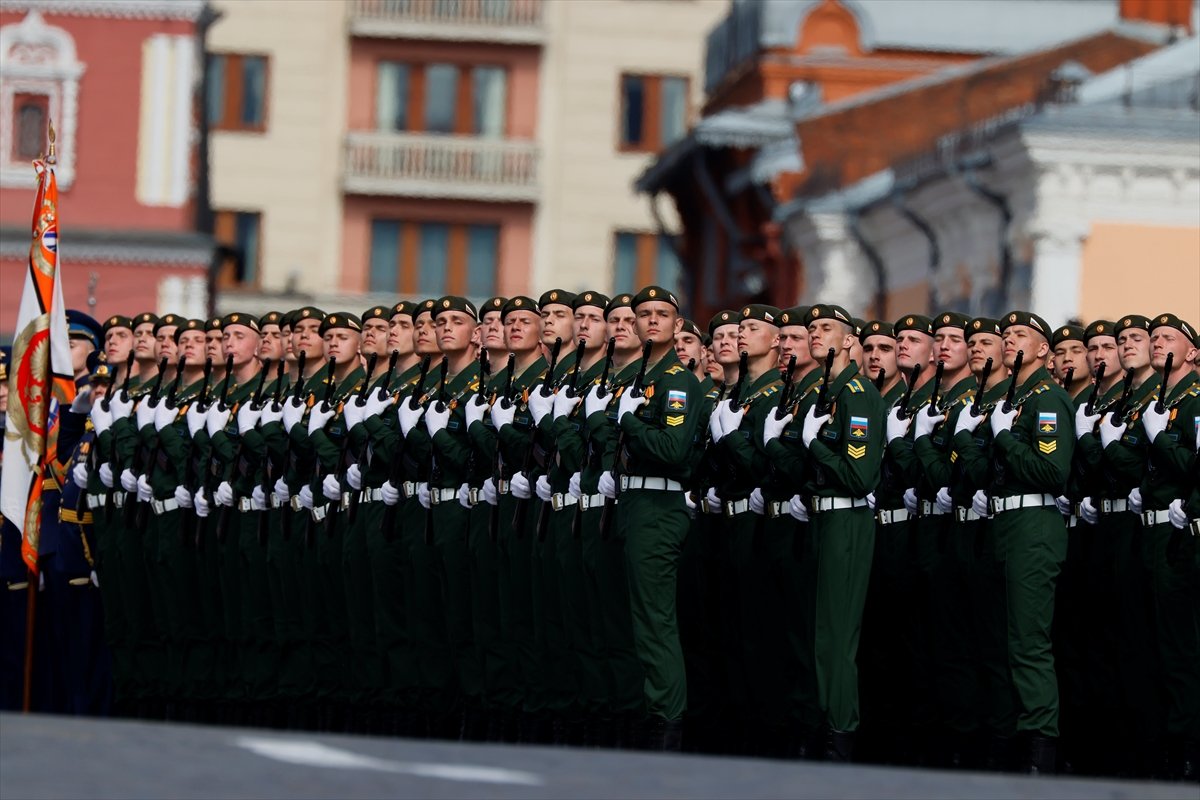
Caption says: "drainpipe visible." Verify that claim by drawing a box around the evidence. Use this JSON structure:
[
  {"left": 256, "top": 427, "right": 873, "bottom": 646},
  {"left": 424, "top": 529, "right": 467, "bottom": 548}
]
[
  {"left": 958, "top": 154, "right": 1013, "bottom": 313},
  {"left": 890, "top": 189, "right": 941, "bottom": 312},
  {"left": 848, "top": 209, "right": 888, "bottom": 319}
]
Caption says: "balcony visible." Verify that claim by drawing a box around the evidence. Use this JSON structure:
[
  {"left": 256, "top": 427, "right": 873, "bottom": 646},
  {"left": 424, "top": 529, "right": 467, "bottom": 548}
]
[
  {"left": 348, "top": 0, "right": 545, "bottom": 45},
  {"left": 343, "top": 131, "right": 540, "bottom": 203}
]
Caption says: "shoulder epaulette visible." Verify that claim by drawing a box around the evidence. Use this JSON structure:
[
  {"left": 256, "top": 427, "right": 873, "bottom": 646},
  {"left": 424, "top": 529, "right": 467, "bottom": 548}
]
[
  {"left": 846, "top": 378, "right": 864, "bottom": 394},
  {"left": 705, "top": 386, "right": 721, "bottom": 400},
  {"left": 665, "top": 365, "right": 685, "bottom": 375},
  {"left": 1034, "top": 382, "right": 1051, "bottom": 394}
]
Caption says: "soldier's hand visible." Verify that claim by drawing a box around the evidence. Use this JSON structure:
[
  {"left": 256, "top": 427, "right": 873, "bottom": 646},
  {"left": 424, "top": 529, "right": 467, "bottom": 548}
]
[
  {"left": 553, "top": 389, "right": 580, "bottom": 420},
  {"left": 425, "top": 402, "right": 451, "bottom": 437},
  {"left": 346, "top": 463, "right": 363, "bottom": 491},
  {"left": 343, "top": 394, "right": 368, "bottom": 429},
  {"left": 273, "top": 477, "right": 291, "bottom": 504},
  {"left": 418, "top": 482, "right": 431, "bottom": 509},
  {"left": 971, "top": 489, "right": 990, "bottom": 518},
  {"left": 708, "top": 406, "right": 726, "bottom": 443},
  {"left": 194, "top": 487, "right": 211, "bottom": 518},
  {"left": 457, "top": 483, "right": 473, "bottom": 509},
  {"left": 583, "top": 384, "right": 610, "bottom": 418},
  {"left": 72, "top": 461, "right": 89, "bottom": 489},
  {"left": 903, "top": 488, "right": 920, "bottom": 514},
  {"left": 120, "top": 468, "right": 138, "bottom": 493},
  {"left": 482, "top": 478, "right": 499, "bottom": 506},
  {"left": 137, "top": 474, "right": 153, "bottom": 503},
  {"left": 89, "top": 400, "right": 114, "bottom": 435},
  {"left": 398, "top": 399, "right": 425, "bottom": 436},
  {"left": 788, "top": 494, "right": 809, "bottom": 522},
  {"left": 718, "top": 399, "right": 745, "bottom": 433},
  {"left": 988, "top": 403, "right": 1017, "bottom": 436},
  {"left": 154, "top": 397, "right": 178, "bottom": 431},
  {"left": 885, "top": 406, "right": 911, "bottom": 443},
  {"left": 866, "top": 492, "right": 876, "bottom": 510},
  {"left": 281, "top": 396, "right": 306, "bottom": 432},
  {"left": 185, "top": 401, "right": 208, "bottom": 437},
  {"left": 955, "top": 408, "right": 983, "bottom": 435},
  {"left": 535, "top": 475, "right": 553, "bottom": 503},
  {"left": 237, "top": 401, "right": 263, "bottom": 434},
  {"left": 174, "top": 485, "right": 193, "bottom": 509},
  {"left": 914, "top": 404, "right": 943, "bottom": 439},
  {"left": 70, "top": 386, "right": 94, "bottom": 414},
  {"left": 762, "top": 410, "right": 792, "bottom": 447},
  {"left": 260, "top": 401, "right": 284, "bottom": 427},
  {"left": 510, "top": 471, "right": 533, "bottom": 500},
  {"left": 528, "top": 384, "right": 554, "bottom": 425},
  {"left": 1167, "top": 498, "right": 1189, "bottom": 530},
  {"left": 108, "top": 390, "right": 135, "bottom": 420},
  {"left": 214, "top": 481, "right": 235, "bottom": 507},
  {"left": 1079, "top": 496, "right": 1099, "bottom": 525},
  {"left": 598, "top": 471, "right": 618, "bottom": 500},
  {"left": 684, "top": 492, "right": 697, "bottom": 513},
  {"left": 617, "top": 387, "right": 646, "bottom": 423},
  {"left": 298, "top": 485, "right": 314, "bottom": 510},
  {"left": 489, "top": 398, "right": 516, "bottom": 431},
  {"left": 568, "top": 472, "right": 582, "bottom": 499},
  {"left": 1054, "top": 495, "right": 1072, "bottom": 516},
  {"left": 307, "top": 402, "right": 335, "bottom": 435},
  {"left": 322, "top": 474, "right": 343, "bottom": 502},
  {"left": 205, "top": 403, "right": 232, "bottom": 437},
  {"left": 364, "top": 387, "right": 394, "bottom": 419},
  {"left": 1140, "top": 403, "right": 1169, "bottom": 442},
  {"left": 251, "top": 486, "right": 268, "bottom": 512},
  {"left": 935, "top": 487, "right": 954, "bottom": 515},
  {"left": 749, "top": 487, "right": 765, "bottom": 515},
  {"left": 1074, "top": 404, "right": 1101, "bottom": 440},
  {"left": 135, "top": 397, "right": 157, "bottom": 430},
  {"left": 1098, "top": 413, "right": 1127, "bottom": 448},
  {"left": 380, "top": 480, "right": 400, "bottom": 507},
  {"left": 801, "top": 404, "right": 831, "bottom": 447},
  {"left": 465, "top": 395, "right": 489, "bottom": 427},
  {"left": 705, "top": 487, "right": 722, "bottom": 514},
  {"left": 99, "top": 463, "right": 115, "bottom": 488},
  {"left": 1127, "top": 487, "right": 1143, "bottom": 515}
]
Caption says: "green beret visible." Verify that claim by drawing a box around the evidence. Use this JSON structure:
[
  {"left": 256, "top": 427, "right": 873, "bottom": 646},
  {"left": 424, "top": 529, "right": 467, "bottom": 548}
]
[
  {"left": 1150, "top": 312, "right": 1197, "bottom": 342},
  {"left": 1001, "top": 310, "right": 1051, "bottom": 338},
  {"left": 631, "top": 285, "right": 680, "bottom": 311},
  {"left": 414, "top": 299, "right": 438, "bottom": 318},
  {"left": 739, "top": 303, "right": 782, "bottom": 327},
  {"left": 102, "top": 315, "right": 133, "bottom": 335},
  {"left": 933, "top": 311, "right": 971, "bottom": 332},
  {"left": 133, "top": 311, "right": 160, "bottom": 329},
  {"left": 433, "top": 296, "right": 479, "bottom": 321},
  {"left": 293, "top": 306, "right": 326, "bottom": 325},
  {"left": 851, "top": 318, "right": 866, "bottom": 337},
  {"left": 967, "top": 317, "right": 1002, "bottom": 336},
  {"left": 1083, "top": 320, "right": 1115, "bottom": 342},
  {"left": 572, "top": 291, "right": 610, "bottom": 312},
  {"left": 259, "top": 311, "right": 284, "bottom": 329},
  {"left": 679, "top": 319, "right": 703, "bottom": 338},
  {"left": 861, "top": 320, "right": 895, "bottom": 339},
  {"left": 1052, "top": 324, "right": 1085, "bottom": 348},
  {"left": 361, "top": 305, "right": 390, "bottom": 324},
  {"left": 153, "top": 313, "right": 182, "bottom": 334},
  {"left": 319, "top": 312, "right": 362, "bottom": 335},
  {"left": 389, "top": 300, "right": 418, "bottom": 319},
  {"left": 221, "top": 312, "right": 261, "bottom": 333},
  {"left": 480, "top": 297, "right": 507, "bottom": 316},
  {"left": 500, "top": 296, "right": 538, "bottom": 321},
  {"left": 605, "top": 293, "right": 635, "bottom": 319},
  {"left": 538, "top": 289, "right": 576, "bottom": 310},
  {"left": 205, "top": 316, "right": 223, "bottom": 333},
  {"left": 172, "top": 319, "right": 205, "bottom": 343},
  {"left": 778, "top": 306, "right": 811, "bottom": 328},
  {"left": 1114, "top": 315, "right": 1151, "bottom": 336},
  {"left": 707, "top": 309, "right": 742, "bottom": 336},
  {"left": 807, "top": 304, "right": 854, "bottom": 327},
  {"left": 893, "top": 314, "right": 933, "bottom": 336}
]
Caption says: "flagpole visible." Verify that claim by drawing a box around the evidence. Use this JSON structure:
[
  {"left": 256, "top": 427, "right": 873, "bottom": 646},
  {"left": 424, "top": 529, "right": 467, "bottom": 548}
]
[{"left": 21, "top": 122, "right": 56, "bottom": 714}]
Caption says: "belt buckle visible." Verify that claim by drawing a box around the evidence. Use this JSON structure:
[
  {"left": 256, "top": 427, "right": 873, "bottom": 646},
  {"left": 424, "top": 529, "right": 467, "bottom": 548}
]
[
  {"left": 290, "top": 496, "right": 302, "bottom": 512},
  {"left": 551, "top": 495, "right": 563, "bottom": 512},
  {"left": 468, "top": 488, "right": 480, "bottom": 505}
]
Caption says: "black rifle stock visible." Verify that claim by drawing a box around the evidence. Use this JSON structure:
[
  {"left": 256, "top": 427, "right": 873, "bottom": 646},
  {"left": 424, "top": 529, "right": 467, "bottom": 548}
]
[
  {"left": 775, "top": 355, "right": 798, "bottom": 419},
  {"left": 380, "top": 355, "right": 432, "bottom": 538},
  {"left": 1001, "top": 350, "right": 1024, "bottom": 414},
  {"left": 815, "top": 348, "right": 836, "bottom": 415},
  {"left": 897, "top": 364, "right": 923, "bottom": 418},
  {"left": 873, "top": 368, "right": 886, "bottom": 393},
  {"left": 571, "top": 338, "right": 616, "bottom": 540},
  {"left": 1083, "top": 362, "right": 1106, "bottom": 416},
  {"left": 926, "top": 360, "right": 946, "bottom": 415},
  {"left": 325, "top": 353, "right": 378, "bottom": 537},
  {"left": 1154, "top": 352, "right": 1174, "bottom": 414},
  {"left": 971, "top": 357, "right": 994, "bottom": 416},
  {"left": 488, "top": 354, "right": 517, "bottom": 542},
  {"left": 599, "top": 339, "right": 653, "bottom": 541},
  {"left": 1112, "top": 368, "right": 1136, "bottom": 421},
  {"left": 346, "top": 349, "right": 398, "bottom": 525},
  {"left": 1062, "top": 367, "right": 1075, "bottom": 390},
  {"left": 514, "top": 338, "right": 561, "bottom": 537}
]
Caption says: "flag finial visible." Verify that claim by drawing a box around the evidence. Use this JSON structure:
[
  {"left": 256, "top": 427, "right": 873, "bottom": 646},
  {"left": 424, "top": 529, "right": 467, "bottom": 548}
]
[{"left": 47, "top": 120, "right": 56, "bottom": 166}]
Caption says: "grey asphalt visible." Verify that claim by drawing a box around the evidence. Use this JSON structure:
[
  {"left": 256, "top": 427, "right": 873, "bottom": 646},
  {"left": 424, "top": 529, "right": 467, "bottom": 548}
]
[{"left": 1, "top": 712, "right": 1195, "bottom": 800}]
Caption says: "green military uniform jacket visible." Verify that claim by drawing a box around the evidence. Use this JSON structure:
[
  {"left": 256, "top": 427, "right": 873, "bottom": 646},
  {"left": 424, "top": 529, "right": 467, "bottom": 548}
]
[
  {"left": 802, "top": 363, "right": 884, "bottom": 499},
  {"left": 990, "top": 366, "right": 1075, "bottom": 498},
  {"left": 615, "top": 350, "right": 702, "bottom": 483}
]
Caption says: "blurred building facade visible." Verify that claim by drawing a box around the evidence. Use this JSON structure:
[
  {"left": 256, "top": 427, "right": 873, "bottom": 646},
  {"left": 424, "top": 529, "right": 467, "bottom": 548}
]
[{"left": 0, "top": 0, "right": 214, "bottom": 333}]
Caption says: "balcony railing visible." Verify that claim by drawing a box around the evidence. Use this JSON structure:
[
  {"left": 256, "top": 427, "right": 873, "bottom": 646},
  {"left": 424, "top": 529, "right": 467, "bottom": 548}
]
[
  {"left": 343, "top": 131, "right": 540, "bottom": 202},
  {"left": 348, "top": 0, "right": 545, "bottom": 44}
]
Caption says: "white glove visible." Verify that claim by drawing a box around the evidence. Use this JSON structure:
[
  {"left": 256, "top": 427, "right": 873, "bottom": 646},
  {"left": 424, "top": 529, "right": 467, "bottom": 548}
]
[
  {"left": 108, "top": 390, "right": 134, "bottom": 420},
  {"left": 685, "top": 492, "right": 697, "bottom": 512},
  {"left": 89, "top": 402, "right": 114, "bottom": 435},
  {"left": 802, "top": 405, "right": 831, "bottom": 447},
  {"left": 237, "top": 401, "right": 263, "bottom": 434},
  {"left": 135, "top": 398, "right": 157, "bottom": 430},
  {"left": 298, "top": 485, "right": 314, "bottom": 510},
  {"left": 763, "top": 411, "right": 792, "bottom": 447},
  {"left": 886, "top": 406, "right": 911, "bottom": 443},
  {"left": 1099, "top": 413, "right": 1127, "bottom": 448},
  {"left": 705, "top": 487, "right": 722, "bottom": 514},
  {"left": 914, "top": 404, "right": 943, "bottom": 439},
  {"left": 1054, "top": 495, "right": 1072, "bottom": 516},
  {"left": 788, "top": 494, "right": 809, "bottom": 522},
  {"left": 174, "top": 485, "right": 193, "bottom": 509},
  {"left": 206, "top": 403, "right": 231, "bottom": 437},
  {"left": 1127, "top": 487, "right": 1143, "bottom": 515},
  {"left": 482, "top": 477, "right": 499, "bottom": 506},
  {"left": 583, "top": 384, "right": 610, "bottom": 418},
  {"left": 553, "top": 390, "right": 580, "bottom": 420},
  {"left": 259, "top": 401, "right": 283, "bottom": 426},
  {"left": 364, "top": 388, "right": 394, "bottom": 419},
  {"left": 1079, "top": 496, "right": 1099, "bottom": 525},
  {"left": 972, "top": 489, "right": 990, "bottom": 518},
  {"left": 1075, "top": 405, "right": 1101, "bottom": 440},
  {"left": 70, "top": 387, "right": 93, "bottom": 414},
  {"left": 489, "top": 399, "right": 516, "bottom": 431},
  {"left": 186, "top": 401, "right": 208, "bottom": 437},
  {"left": 346, "top": 463, "right": 363, "bottom": 491},
  {"left": 617, "top": 388, "right": 646, "bottom": 423},
  {"left": 510, "top": 471, "right": 532, "bottom": 500},
  {"left": 273, "top": 477, "right": 290, "bottom": 505},
  {"left": 90, "top": 570, "right": 100, "bottom": 588},
  {"left": 307, "top": 402, "right": 335, "bottom": 435},
  {"left": 903, "top": 488, "right": 919, "bottom": 514},
  {"left": 342, "top": 396, "right": 367, "bottom": 429},
  {"left": 120, "top": 468, "right": 138, "bottom": 493},
  {"left": 598, "top": 471, "right": 618, "bottom": 500},
  {"left": 72, "top": 462, "right": 88, "bottom": 489},
  {"left": 955, "top": 408, "right": 983, "bottom": 435},
  {"left": 425, "top": 401, "right": 451, "bottom": 437},
  {"left": 418, "top": 482, "right": 431, "bottom": 509},
  {"left": 250, "top": 485, "right": 268, "bottom": 512},
  {"left": 1140, "top": 403, "right": 1169, "bottom": 442},
  {"left": 281, "top": 397, "right": 306, "bottom": 432},
  {"left": 989, "top": 404, "right": 1017, "bottom": 436},
  {"left": 528, "top": 385, "right": 554, "bottom": 425},
  {"left": 99, "top": 463, "right": 114, "bottom": 488},
  {"left": 322, "top": 474, "right": 342, "bottom": 502},
  {"left": 749, "top": 487, "right": 765, "bottom": 515},
  {"left": 535, "top": 475, "right": 553, "bottom": 503},
  {"left": 194, "top": 487, "right": 210, "bottom": 518},
  {"left": 1167, "top": 498, "right": 1189, "bottom": 530},
  {"left": 465, "top": 395, "right": 489, "bottom": 428},
  {"left": 935, "top": 487, "right": 954, "bottom": 515},
  {"left": 137, "top": 474, "right": 152, "bottom": 503},
  {"left": 866, "top": 492, "right": 876, "bottom": 511},
  {"left": 214, "top": 480, "right": 234, "bottom": 507},
  {"left": 380, "top": 480, "right": 400, "bottom": 506},
  {"left": 709, "top": 407, "right": 726, "bottom": 443},
  {"left": 458, "top": 483, "right": 472, "bottom": 509},
  {"left": 154, "top": 399, "right": 178, "bottom": 431},
  {"left": 719, "top": 400, "right": 745, "bottom": 436},
  {"left": 568, "top": 472, "right": 582, "bottom": 499}
]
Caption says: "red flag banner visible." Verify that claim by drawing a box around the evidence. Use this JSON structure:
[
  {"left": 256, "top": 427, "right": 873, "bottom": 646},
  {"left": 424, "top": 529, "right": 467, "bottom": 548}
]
[{"left": 1, "top": 155, "right": 76, "bottom": 574}]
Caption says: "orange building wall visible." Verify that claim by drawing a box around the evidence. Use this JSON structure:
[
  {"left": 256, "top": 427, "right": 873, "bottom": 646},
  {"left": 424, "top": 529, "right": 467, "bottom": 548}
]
[{"left": 1080, "top": 222, "right": 1200, "bottom": 324}]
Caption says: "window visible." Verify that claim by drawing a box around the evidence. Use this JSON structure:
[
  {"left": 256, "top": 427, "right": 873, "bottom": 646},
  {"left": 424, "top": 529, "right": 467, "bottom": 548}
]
[
  {"left": 214, "top": 210, "right": 262, "bottom": 288},
  {"left": 612, "top": 231, "right": 682, "bottom": 295},
  {"left": 370, "top": 220, "right": 499, "bottom": 297},
  {"left": 375, "top": 61, "right": 508, "bottom": 135},
  {"left": 13, "top": 93, "right": 49, "bottom": 160},
  {"left": 619, "top": 74, "right": 688, "bottom": 152},
  {"left": 206, "top": 53, "right": 269, "bottom": 132}
]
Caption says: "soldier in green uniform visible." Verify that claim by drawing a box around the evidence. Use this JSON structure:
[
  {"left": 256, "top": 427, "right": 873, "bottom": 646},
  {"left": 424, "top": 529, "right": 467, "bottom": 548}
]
[{"left": 861, "top": 321, "right": 905, "bottom": 406}]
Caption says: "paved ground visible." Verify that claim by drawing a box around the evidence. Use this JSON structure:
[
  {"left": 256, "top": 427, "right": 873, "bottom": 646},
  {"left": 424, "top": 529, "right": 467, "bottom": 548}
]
[{"left": 1, "top": 713, "right": 1195, "bottom": 800}]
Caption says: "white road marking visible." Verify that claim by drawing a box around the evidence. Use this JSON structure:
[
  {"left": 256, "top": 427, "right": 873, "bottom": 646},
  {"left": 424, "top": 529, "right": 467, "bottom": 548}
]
[{"left": 234, "top": 737, "right": 544, "bottom": 786}]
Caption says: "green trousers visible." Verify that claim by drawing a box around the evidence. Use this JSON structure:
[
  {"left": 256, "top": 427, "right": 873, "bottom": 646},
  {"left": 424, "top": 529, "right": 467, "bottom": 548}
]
[
  {"left": 966, "top": 518, "right": 1015, "bottom": 739},
  {"left": 677, "top": 512, "right": 726, "bottom": 734},
  {"left": 342, "top": 504, "right": 383, "bottom": 702},
  {"left": 1146, "top": 521, "right": 1200, "bottom": 741},
  {"left": 497, "top": 493, "right": 542, "bottom": 713},
  {"left": 238, "top": 512, "right": 277, "bottom": 700},
  {"left": 927, "top": 514, "right": 980, "bottom": 736},
  {"left": 551, "top": 505, "right": 603, "bottom": 715},
  {"left": 762, "top": 514, "right": 820, "bottom": 738},
  {"left": 267, "top": 506, "right": 313, "bottom": 703},
  {"left": 366, "top": 498, "right": 416, "bottom": 708},
  {"left": 469, "top": 499, "right": 518, "bottom": 710},
  {"left": 433, "top": 499, "right": 483, "bottom": 706},
  {"left": 534, "top": 503, "right": 576, "bottom": 713}
]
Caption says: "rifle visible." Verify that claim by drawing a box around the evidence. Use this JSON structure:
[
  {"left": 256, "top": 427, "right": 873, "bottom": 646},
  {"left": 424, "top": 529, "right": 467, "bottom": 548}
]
[
  {"left": 1061, "top": 367, "right": 1075, "bottom": 390},
  {"left": 214, "top": 358, "right": 272, "bottom": 544},
  {"left": 927, "top": 360, "right": 946, "bottom": 414},
  {"left": 896, "top": 364, "right": 923, "bottom": 418},
  {"left": 571, "top": 337, "right": 616, "bottom": 540},
  {"left": 1154, "top": 352, "right": 1174, "bottom": 414},
  {"left": 971, "top": 357, "right": 994, "bottom": 416},
  {"left": 462, "top": 347, "right": 492, "bottom": 509},
  {"left": 686, "top": 357, "right": 696, "bottom": 374},
  {"left": 599, "top": 339, "right": 653, "bottom": 541},
  {"left": 131, "top": 355, "right": 187, "bottom": 529},
  {"left": 1000, "top": 350, "right": 1024, "bottom": 414},
  {"left": 514, "top": 338, "right": 562, "bottom": 536},
  {"left": 198, "top": 354, "right": 235, "bottom": 549},
  {"left": 304, "top": 356, "right": 338, "bottom": 548},
  {"left": 380, "top": 355, "right": 432, "bottom": 538},
  {"left": 1111, "top": 368, "right": 1136, "bottom": 421},
  {"left": 1083, "top": 362, "right": 1106, "bottom": 416},
  {"left": 874, "top": 368, "right": 886, "bottom": 393},
  {"left": 257, "top": 357, "right": 288, "bottom": 545},
  {"left": 325, "top": 353, "right": 378, "bottom": 537},
  {"left": 423, "top": 358, "right": 449, "bottom": 546},
  {"left": 278, "top": 350, "right": 307, "bottom": 542},
  {"left": 180, "top": 357, "right": 213, "bottom": 545},
  {"left": 346, "top": 349, "right": 399, "bottom": 525},
  {"left": 535, "top": 339, "right": 585, "bottom": 541},
  {"left": 122, "top": 356, "right": 169, "bottom": 523},
  {"left": 729, "top": 351, "right": 750, "bottom": 405},
  {"left": 815, "top": 348, "right": 836, "bottom": 415},
  {"left": 774, "top": 355, "right": 798, "bottom": 420},
  {"left": 488, "top": 354, "right": 517, "bottom": 542}
]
